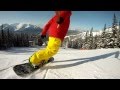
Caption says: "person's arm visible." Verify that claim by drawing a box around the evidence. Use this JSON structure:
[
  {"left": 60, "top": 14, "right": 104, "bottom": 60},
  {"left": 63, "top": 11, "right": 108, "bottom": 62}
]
[
  {"left": 41, "top": 17, "right": 53, "bottom": 36},
  {"left": 60, "top": 11, "right": 71, "bottom": 19},
  {"left": 56, "top": 11, "right": 64, "bottom": 24},
  {"left": 56, "top": 11, "right": 71, "bottom": 28},
  {"left": 56, "top": 11, "right": 71, "bottom": 24}
]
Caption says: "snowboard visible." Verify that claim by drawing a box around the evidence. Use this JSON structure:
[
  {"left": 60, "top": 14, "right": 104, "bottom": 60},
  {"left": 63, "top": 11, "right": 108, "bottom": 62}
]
[{"left": 13, "top": 57, "right": 54, "bottom": 77}]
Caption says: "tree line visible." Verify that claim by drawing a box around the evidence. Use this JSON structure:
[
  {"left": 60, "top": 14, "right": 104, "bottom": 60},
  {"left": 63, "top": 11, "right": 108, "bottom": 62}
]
[
  {"left": 63, "top": 14, "right": 120, "bottom": 49},
  {"left": 0, "top": 24, "right": 33, "bottom": 50}
]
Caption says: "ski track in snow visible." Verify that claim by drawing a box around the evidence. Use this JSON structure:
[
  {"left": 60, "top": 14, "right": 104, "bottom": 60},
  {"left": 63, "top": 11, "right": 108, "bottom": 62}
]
[{"left": 0, "top": 47, "right": 120, "bottom": 79}]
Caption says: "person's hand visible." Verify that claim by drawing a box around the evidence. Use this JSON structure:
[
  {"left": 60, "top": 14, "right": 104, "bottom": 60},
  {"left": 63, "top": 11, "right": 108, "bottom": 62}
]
[{"left": 41, "top": 35, "right": 46, "bottom": 39}]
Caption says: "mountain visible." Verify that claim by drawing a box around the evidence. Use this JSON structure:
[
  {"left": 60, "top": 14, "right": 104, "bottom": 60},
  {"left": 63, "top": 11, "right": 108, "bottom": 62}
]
[
  {"left": 11, "top": 23, "right": 42, "bottom": 35},
  {"left": 0, "top": 23, "right": 15, "bottom": 31},
  {"left": 65, "top": 30, "right": 103, "bottom": 40},
  {"left": 0, "top": 23, "right": 42, "bottom": 35},
  {"left": 66, "top": 25, "right": 119, "bottom": 40}
]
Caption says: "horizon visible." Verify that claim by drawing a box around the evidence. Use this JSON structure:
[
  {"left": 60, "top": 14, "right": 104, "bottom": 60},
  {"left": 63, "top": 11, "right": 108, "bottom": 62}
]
[{"left": 0, "top": 22, "right": 118, "bottom": 32}]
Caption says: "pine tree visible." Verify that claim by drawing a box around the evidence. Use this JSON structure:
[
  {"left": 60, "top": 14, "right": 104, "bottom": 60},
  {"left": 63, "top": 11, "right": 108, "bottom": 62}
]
[
  {"left": 25, "top": 33, "right": 29, "bottom": 47},
  {"left": 7, "top": 28, "right": 11, "bottom": 48},
  {"left": 0, "top": 26, "right": 1, "bottom": 49},
  {"left": 112, "top": 13, "right": 118, "bottom": 38},
  {"left": 102, "top": 24, "right": 106, "bottom": 37},
  {"left": 1, "top": 25, "right": 5, "bottom": 49},
  {"left": 89, "top": 27, "right": 93, "bottom": 49},
  {"left": 101, "top": 24, "right": 107, "bottom": 48},
  {"left": 108, "top": 13, "right": 118, "bottom": 48},
  {"left": 117, "top": 21, "right": 120, "bottom": 47},
  {"left": 85, "top": 31, "right": 89, "bottom": 42},
  {"left": 113, "top": 13, "right": 118, "bottom": 27}
]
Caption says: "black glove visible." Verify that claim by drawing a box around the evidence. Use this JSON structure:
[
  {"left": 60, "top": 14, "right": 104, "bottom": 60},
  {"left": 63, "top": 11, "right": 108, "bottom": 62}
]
[
  {"left": 41, "top": 35, "right": 46, "bottom": 39},
  {"left": 56, "top": 17, "right": 64, "bottom": 24}
]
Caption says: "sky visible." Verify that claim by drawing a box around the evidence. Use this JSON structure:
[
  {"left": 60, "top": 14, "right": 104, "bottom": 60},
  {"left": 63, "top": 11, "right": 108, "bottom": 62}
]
[{"left": 0, "top": 11, "right": 120, "bottom": 31}]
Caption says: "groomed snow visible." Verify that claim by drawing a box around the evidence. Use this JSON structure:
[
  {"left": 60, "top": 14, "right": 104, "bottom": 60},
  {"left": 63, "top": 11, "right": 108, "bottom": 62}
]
[{"left": 0, "top": 47, "right": 120, "bottom": 79}]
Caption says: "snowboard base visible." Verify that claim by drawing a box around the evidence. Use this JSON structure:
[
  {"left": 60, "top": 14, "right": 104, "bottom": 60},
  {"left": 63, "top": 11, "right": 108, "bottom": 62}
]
[{"left": 13, "top": 57, "right": 54, "bottom": 77}]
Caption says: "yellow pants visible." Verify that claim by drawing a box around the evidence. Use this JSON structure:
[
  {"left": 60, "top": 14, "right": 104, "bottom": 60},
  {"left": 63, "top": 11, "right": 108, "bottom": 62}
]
[{"left": 29, "top": 37, "right": 61, "bottom": 65}]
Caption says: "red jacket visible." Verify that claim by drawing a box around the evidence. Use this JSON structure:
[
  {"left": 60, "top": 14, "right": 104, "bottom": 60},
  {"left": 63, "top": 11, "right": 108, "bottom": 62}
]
[{"left": 41, "top": 11, "right": 72, "bottom": 41}]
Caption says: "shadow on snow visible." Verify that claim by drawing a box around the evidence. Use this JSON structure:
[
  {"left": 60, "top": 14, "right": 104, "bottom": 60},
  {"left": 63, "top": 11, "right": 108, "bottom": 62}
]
[{"left": 42, "top": 51, "right": 120, "bottom": 70}]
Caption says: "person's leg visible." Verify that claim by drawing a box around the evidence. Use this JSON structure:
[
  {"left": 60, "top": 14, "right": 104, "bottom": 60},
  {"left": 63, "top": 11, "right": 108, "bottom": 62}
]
[{"left": 29, "top": 37, "right": 61, "bottom": 66}]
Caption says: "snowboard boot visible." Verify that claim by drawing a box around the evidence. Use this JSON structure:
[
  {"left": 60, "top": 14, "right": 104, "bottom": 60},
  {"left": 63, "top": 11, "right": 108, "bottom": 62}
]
[
  {"left": 47, "top": 57, "right": 54, "bottom": 63},
  {"left": 29, "top": 57, "right": 54, "bottom": 69}
]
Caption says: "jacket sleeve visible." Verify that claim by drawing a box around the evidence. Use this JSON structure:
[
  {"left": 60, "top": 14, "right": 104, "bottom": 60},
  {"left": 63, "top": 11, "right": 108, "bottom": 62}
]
[{"left": 41, "top": 17, "right": 53, "bottom": 35}]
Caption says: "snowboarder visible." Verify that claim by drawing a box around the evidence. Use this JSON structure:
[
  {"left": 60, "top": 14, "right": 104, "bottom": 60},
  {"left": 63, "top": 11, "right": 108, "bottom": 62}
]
[{"left": 29, "top": 11, "right": 72, "bottom": 68}]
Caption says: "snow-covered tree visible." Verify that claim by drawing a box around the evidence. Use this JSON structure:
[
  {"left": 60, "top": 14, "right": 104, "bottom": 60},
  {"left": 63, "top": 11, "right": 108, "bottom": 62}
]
[
  {"left": 88, "top": 27, "right": 94, "bottom": 49},
  {"left": 117, "top": 21, "right": 120, "bottom": 47},
  {"left": 62, "top": 13, "right": 120, "bottom": 50},
  {"left": 99, "top": 24, "right": 107, "bottom": 48},
  {"left": 111, "top": 13, "right": 119, "bottom": 48},
  {"left": 82, "top": 31, "right": 88, "bottom": 49},
  {"left": 85, "top": 31, "right": 89, "bottom": 42}
]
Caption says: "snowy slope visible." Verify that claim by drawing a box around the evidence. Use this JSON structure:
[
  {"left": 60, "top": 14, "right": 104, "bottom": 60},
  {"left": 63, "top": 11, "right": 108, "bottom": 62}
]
[{"left": 0, "top": 47, "right": 120, "bottom": 79}]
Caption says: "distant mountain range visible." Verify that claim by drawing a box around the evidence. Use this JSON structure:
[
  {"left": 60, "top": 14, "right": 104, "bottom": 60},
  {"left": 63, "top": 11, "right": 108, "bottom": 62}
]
[
  {"left": 1, "top": 23, "right": 114, "bottom": 36},
  {"left": 0, "top": 23, "right": 81, "bottom": 35},
  {"left": 0, "top": 23, "right": 42, "bottom": 35}
]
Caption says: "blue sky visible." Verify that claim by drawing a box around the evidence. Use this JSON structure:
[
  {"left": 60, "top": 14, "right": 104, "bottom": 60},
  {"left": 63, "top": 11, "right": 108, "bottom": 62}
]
[{"left": 0, "top": 11, "right": 120, "bottom": 31}]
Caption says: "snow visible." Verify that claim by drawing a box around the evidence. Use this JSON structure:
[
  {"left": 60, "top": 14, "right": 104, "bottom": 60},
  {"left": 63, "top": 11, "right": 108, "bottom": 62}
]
[
  {"left": 15, "top": 23, "right": 31, "bottom": 31},
  {"left": 16, "top": 23, "right": 24, "bottom": 30},
  {"left": 65, "top": 31, "right": 102, "bottom": 41},
  {"left": 25, "top": 24, "right": 30, "bottom": 28},
  {"left": 92, "top": 31, "right": 102, "bottom": 36},
  {"left": 0, "top": 47, "right": 120, "bottom": 79}
]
